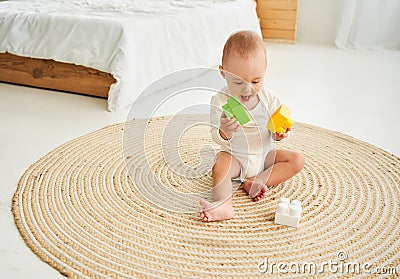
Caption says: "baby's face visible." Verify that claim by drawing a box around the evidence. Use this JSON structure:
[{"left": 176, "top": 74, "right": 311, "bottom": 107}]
[{"left": 221, "top": 48, "right": 267, "bottom": 105}]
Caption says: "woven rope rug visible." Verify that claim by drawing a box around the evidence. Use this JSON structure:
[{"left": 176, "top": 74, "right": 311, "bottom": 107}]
[{"left": 13, "top": 115, "right": 399, "bottom": 278}]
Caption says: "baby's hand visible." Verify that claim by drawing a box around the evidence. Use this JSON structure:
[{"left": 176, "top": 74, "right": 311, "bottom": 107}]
[
  {"left": 273, "top": 127, "right": 291, "bottom": 141},
  {"left": 219, "top": 113, "right": 239, "bottom": 140}
]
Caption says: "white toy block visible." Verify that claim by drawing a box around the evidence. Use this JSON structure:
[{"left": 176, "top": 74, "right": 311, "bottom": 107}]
[{"left": 274, "top": 198, "right": 302, "bottom": 228}]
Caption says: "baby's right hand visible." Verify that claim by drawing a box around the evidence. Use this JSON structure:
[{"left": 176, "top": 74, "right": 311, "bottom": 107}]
[{"left": 219, "top": 113, "right": 239, "bottom": 140}]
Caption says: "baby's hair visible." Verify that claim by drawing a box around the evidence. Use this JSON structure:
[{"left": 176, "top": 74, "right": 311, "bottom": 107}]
[{"left": 222, "top": 30, "right": 266, "bottom": 66}]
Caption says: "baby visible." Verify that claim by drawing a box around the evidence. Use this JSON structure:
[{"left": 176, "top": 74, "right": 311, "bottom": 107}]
[{"left": 200, "top": 31, "right": 305, "bottom": 222}]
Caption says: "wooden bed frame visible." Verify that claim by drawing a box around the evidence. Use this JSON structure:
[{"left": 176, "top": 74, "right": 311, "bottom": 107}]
[
  {"left": 0, "top": 52, "right": 115, "bottom": 98},
  {"left": 0, "top": 2, "right": 270, "bottom": 101},
  {"left": 1, "top": 1, "right": 296, "bottom": 100}
]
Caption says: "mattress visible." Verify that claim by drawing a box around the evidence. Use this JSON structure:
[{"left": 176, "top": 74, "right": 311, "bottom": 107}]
[{"left": 0, "top": 0, "right": 261, "bottom": 111}]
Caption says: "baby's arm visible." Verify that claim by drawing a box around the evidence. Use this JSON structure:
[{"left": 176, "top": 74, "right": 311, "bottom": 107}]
[
  {"left": 210, "top": 95, "right": 235, "bottom": 146},
  {"left": 219, "top": 114, "right": 239, "bottom": 140},
  {"left": 264, "top": 88, "right": 291, "bottom": 141}
]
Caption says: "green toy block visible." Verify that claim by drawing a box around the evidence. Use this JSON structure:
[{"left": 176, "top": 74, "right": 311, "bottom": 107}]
[
  {"left": 222, "top": 96, "right": 250, "bottom": 125},
  {"left": 222, "top": 104, "right": 234, "bottom": 119}
]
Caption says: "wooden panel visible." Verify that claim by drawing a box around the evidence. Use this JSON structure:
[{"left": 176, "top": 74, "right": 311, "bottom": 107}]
[
  {"left": 260, "top": 18, "right": 296, "bottom": 30},
  {"left": 256, "top": 9, "right": 297, "bottom": 20},
  {"left": 257, "top": 0, "right": 298, "bottom": 10},
  {"left": 256, "top": 0, "right": 298, "bottom": 43},
  {"left": 261, "top": 28, "right": 296, "bottom": 41},
  {"left": 0, "top": 52, "right": 115, "bottom": 98}
]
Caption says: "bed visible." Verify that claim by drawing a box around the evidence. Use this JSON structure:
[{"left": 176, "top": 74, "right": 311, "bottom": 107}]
[{"left": 0, "top": 0, "right": 261, "bottom": 111}]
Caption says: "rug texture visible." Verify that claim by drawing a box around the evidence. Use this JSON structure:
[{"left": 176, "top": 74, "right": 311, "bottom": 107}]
[{"left": 13, "top": 115, "right": 399, "bottom": 278}]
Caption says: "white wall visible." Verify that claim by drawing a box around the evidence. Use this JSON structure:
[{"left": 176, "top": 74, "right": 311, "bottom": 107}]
[{"left": 297, "top": 0, "right": 341, "bottom": 44}]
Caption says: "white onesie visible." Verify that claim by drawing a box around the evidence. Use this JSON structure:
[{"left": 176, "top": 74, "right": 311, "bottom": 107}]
[{"left": 210, "top": 87, "right": 281, "bottom": 181}]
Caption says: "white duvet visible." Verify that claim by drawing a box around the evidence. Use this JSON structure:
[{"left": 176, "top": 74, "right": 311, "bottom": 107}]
[{"left": 0, "top": 0, "right": 261, "bottom": 111}]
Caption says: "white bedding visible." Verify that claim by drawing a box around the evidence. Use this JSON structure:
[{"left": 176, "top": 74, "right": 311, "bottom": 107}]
[{"left": 0, "top": 0, "right": 261, "bottom": 111}]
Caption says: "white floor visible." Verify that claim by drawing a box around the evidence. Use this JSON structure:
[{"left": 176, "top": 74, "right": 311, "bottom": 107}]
[{"left": 1, "top": 42, "right": 399, "bottom": 278}]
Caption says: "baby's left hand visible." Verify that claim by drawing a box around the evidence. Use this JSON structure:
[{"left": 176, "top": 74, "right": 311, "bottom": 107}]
[{"left": 273, "top": 127, "right": 291, "bottom": 141}]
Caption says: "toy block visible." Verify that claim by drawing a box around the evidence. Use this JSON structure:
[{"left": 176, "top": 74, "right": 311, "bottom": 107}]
[
  {"left": 267, "top": 104, "right": 294, "bottom": 134},
  {"left": 222, "top": 96, "right": 250, "bottom": 125},
  {"left": 274, "top": 197, "right": 302, "bottom": 228}
]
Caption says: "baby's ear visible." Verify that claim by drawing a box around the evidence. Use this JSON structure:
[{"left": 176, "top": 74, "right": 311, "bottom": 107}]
[{"left": 219, "top": 65, "right": 226, "bottom": 79}]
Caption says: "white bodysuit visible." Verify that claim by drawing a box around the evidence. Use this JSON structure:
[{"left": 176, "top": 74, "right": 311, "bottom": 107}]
[{"left": 210, "top": 87, "right": 281, "bottom": 181}]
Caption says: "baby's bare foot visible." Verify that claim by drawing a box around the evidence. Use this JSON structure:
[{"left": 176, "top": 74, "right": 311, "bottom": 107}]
[
  {"left": 199, "top": 200, "right": 235, "bottom": 222},
  {"left": 242, "top": 179, "right": 268, "bottom": 201}
]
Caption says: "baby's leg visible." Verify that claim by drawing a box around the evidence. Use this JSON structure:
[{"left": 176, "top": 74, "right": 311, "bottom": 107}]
[
  {"left": 199, "top": 151, "right": 241, "bottom": 222},
  {"left": 263, "top": 150, "right": 304, "bottom": 185},
  {"left": 243, "top": 150, "right": 304, "bottom": 201}
]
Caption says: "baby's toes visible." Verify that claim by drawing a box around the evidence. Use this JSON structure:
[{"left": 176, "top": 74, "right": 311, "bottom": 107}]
[
  {"left": 199, "top": 210, "right": 211, "bottom": 222},
  {"left": 260, "top": 190, "right": 267, "bottom": 197},
  {"left": 252, "top": 189, "right": 264, "bottom": 199},
  {"left": 254, "top": 187, "right": 268, "bottom": 201},
  {"left": 259, "top": 186, "right": 268, "bottom": 196},
  {"left": 203, "top": 213, "right": 211, "bottom": 222}
]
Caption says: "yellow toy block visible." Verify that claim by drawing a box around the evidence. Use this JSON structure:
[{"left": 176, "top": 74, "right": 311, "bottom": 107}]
[{"left": 267, "top": 104, "right": 294, "bottom": 133}]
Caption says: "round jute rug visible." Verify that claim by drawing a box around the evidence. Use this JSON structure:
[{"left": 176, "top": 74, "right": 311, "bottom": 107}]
[{"left": 13, "top": 115, "right": 399, "bottom": 278}]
